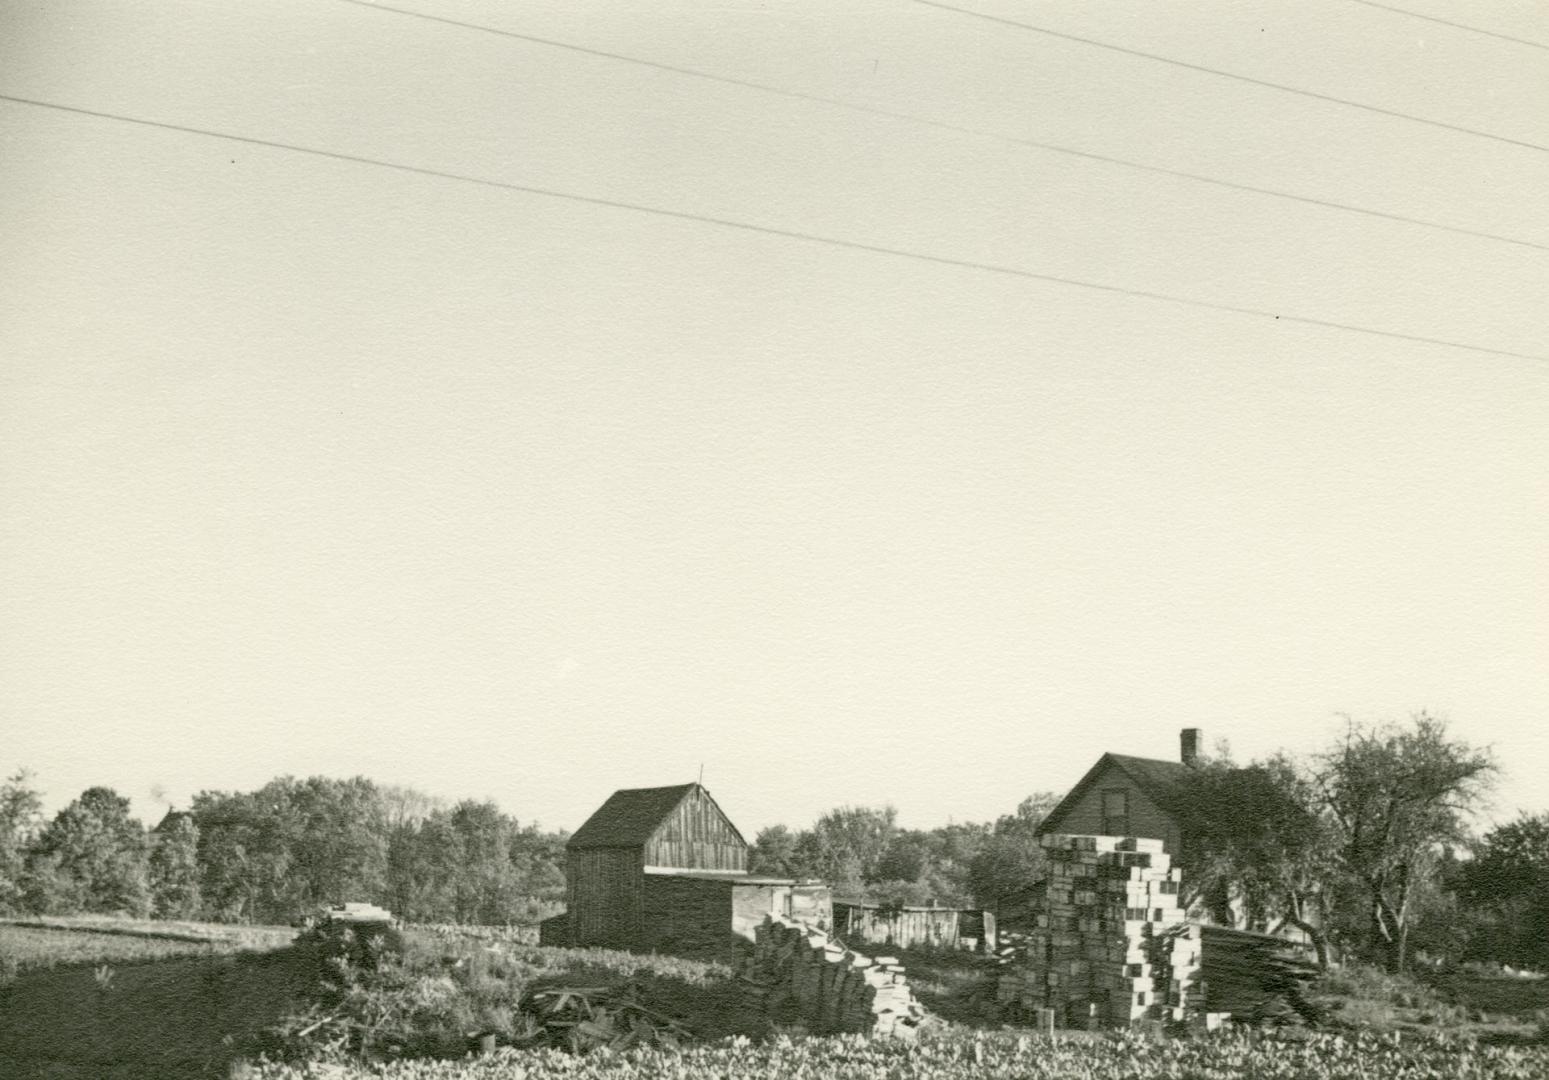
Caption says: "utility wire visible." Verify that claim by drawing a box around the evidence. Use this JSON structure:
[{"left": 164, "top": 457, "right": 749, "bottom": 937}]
[
  {"left": 328, "top": 0, "right": 1548, "bottom": 255},
  {"left": 1345, "top": 0, "right": 1549, "bottom": 52},
  {"left": 3, "top": 92, "right": 1544, "bottom": 365},
  {"left": 914, "top": 0, "right": 1549, "bottom": 154}
]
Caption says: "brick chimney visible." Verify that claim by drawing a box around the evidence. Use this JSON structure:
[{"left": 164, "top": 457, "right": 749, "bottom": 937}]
[{"left": 1180, "top": 728, "right": 1203, "bottom": 768}]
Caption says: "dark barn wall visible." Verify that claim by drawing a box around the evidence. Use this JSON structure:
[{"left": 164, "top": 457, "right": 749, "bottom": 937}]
[
  {"left": 643, "top": 786, "right": 748, "bottom": 871},
  {"left": 566, "top": 848, "right": 643, "bottom": 949},
  {"left": 640, "top": 875, "right": 734, "bottom": 952}
]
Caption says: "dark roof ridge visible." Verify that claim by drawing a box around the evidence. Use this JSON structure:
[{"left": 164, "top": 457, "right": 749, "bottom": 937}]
[{"left": 568, "top": 781, "right": 746, "bottom": 850}]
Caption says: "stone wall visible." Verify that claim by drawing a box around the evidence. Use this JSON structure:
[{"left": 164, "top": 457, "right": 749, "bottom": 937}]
[{"left": 741, "top": 914, "right": 926, "bottom": 1039}]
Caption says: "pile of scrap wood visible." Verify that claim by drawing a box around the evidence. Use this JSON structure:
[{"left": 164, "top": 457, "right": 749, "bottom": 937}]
[
  {"left": 309, "top": 903, "right": 402, "bottom": 971},
  {"left": 743, "top": 915, "right": 927, "bottom": 1039},
  {"left": 1194, "top": 924, "right": 1323, "bottom": 1024},
  {"left": 512, "top": 982, "right": 694, "bottom": 1053}
]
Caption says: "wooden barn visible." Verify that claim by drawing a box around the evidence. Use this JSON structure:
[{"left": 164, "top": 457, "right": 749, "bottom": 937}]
[{"left": 558, "top": 782, "right": 831, "bottom": 951}]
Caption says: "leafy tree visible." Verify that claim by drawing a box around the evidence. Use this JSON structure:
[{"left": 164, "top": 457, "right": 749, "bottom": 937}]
[
  {"left": 289, "top": 776, "right": 390, "bottom": 910},
  {"left": 29, "top": 787, "right": 150, "bottom": 915},
  {"left": 1313, "top": 714, "right": 1494, "bottom": 972},
  {"left": 799, "top": 805, "right": 898, "bottom": 897},
  {"left": 1460, "top": 813, "right": 1549, "bottom": 970},
  {"left": 875, "top": 831, "right": 930, "bottom": 884},
  {"left": 968, "top": 793, "right": 1059, "bottom": 912},
  {"left": 193, "top": 776, "right": 391, "bottom": 922},
  {"left": 193, "top": 781, "right": 308, "bottom": 921},
  {"left": 749, "top": 824, "right": 801, "bottom": 877},
  {"left": 445, "top": 799, "right": 526, "bottom": 924},
  {"left": 1177, "top": 754, "right": 1337, "bottom": 967},
  {"left": 0, "top": 768, "right": 44, "bottom": 914},
  {"left": 149, "top": 814, "right": 203, "bottom": 919}
]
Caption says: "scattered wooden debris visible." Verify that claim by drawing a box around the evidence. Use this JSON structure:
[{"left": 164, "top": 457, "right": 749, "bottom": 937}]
[{"left": 511, "top": 982, "right": 694, "bottom": 1053}]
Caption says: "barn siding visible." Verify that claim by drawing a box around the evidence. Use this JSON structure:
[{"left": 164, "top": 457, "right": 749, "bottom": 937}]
[
  {"left": 566, "top": 848, "right": 643, "bottom": 948},
  {"left": 1049, "top": 761, "right": 1183, "bottom": 853},
  {"left": 640, "top": 875, "right": 734, "bottom": 952},
  {"left": 643, "top": 786, "right": 748, "bottom": 871}
]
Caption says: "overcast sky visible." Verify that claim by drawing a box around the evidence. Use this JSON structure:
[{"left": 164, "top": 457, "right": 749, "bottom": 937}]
[{"left": 3, "top": 0, "right": 1546, "bottom": 837}]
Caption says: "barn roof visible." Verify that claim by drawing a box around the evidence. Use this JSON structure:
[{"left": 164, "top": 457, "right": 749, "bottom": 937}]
[
  {"left": 1035, "top": 752, "right": 1196, "bottom": 836},
  {"left": 568, "top": 783, "right": 744, "bottom": 849}
]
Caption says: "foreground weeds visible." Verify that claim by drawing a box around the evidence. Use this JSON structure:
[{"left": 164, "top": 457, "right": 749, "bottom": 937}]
[
  {"left": 245, "top": 1027, "right": 1549, "bottom": 1080},
  {"left": 256, "top": 928, "right": 753, "bottom": 1066}
]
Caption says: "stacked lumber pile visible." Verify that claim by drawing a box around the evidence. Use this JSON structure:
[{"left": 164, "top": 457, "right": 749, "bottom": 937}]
[
  {"left": 741, "top": 914, "right": 926, "bottom": 1039},
  {"left": 995, "top": 834, "right": 1189, "bottom": 1027},
  {"left": 1187, "top": 924, "right": 1322, "bottom": 1024}
]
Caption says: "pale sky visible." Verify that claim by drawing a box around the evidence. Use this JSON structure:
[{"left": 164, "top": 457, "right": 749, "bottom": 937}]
[{"left": 2, "top": 0, "right": 1546, "bottom": 838}]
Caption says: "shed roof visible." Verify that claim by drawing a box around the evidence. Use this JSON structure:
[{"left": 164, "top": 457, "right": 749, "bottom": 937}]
[
  {"left": 1035, "top": 752, "right": 1195, "bottom": 836},
  {"left": 568, "top": 783, "right": 742, "bottom": 849}
]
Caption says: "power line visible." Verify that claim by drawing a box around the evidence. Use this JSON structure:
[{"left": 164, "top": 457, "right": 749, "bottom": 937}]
[
  {"left": 1345, "top": 0, "right": 1549, "bottom": 52},
  {"left": 3, "top": 92, "right": 1544, "bottom": 365},
  {"left": 327, "top": 0, "right": 1549, "bottom": 255},
  {"left": 913, "top": 0, "right": 1549, "bottom": 154}
]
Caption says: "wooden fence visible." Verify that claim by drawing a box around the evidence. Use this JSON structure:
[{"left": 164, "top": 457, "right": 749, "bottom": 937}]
[{"left": 830, "top": 901, "right": 995, "bottom": 952}]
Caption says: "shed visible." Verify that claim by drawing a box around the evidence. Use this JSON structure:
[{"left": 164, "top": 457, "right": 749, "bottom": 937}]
[
  {"left": 831, "top": 900, "right": 996, "bottom": 952},
  {"left": 565, "top": 782, "right": 829, "bottom": 951}
]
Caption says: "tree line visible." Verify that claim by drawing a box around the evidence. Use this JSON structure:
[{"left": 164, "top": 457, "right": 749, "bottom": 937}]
[
  {"left": 1, "top": 714, "right": 1544, "bottom": 975},
  {"left": 0, "top": 774, "right": 566, "bottom": 926}
]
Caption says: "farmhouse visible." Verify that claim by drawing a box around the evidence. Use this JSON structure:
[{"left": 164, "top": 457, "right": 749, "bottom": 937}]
[
  {"left": 555, "top": 782, "right": 831, "bottom": 952},
  {"left": 1033, "top": 727, "right": 1205, "bottom": 855}
]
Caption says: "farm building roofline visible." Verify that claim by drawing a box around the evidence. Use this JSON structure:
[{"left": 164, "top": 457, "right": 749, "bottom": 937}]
[{"left": 566, "top": 782, "right": 749, "bottom": 849}]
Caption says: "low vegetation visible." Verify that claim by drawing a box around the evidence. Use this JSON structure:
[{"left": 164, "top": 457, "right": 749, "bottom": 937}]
[
  {"left": 257, "top": 925, "right": 754, "bottom": 1066},
  {"left": 243, "top": 1027, "right": 1549, "bottom": 1080},
  {"left": 0, "top": 917, "right": 294, "bottom": 982},
  {"left": 7, "top": 916, "right": 1549, "bottom": 1079},
  {"left": 0, "top": 917, "right": 307, "bottom": 1079}
]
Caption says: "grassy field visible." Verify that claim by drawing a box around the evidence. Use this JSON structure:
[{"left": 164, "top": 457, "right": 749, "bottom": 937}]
[
  {"left": 0, "top": 917, "right": 306, "bottom": 1079},
  {"left": 1310, "top": 960, "right": 1549, "bottom": 1042},
  {"left": 0, "top": 917, "right": 296, "bottom": 981}
]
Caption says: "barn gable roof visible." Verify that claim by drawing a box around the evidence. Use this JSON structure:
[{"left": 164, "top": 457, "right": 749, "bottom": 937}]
[
  {"left": 567, "top": 783, "right": 746, "bottom": 850},
  {"left": 1035, "top": 752, "right": 1196, "bottom": 836}
]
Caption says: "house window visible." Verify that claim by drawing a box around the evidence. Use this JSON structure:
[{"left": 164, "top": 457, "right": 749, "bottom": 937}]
[{"left": 1102, "top": 789, "right": 1129, "bottom": 836}]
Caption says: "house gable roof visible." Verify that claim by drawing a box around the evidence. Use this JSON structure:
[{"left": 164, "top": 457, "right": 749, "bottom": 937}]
[
  {"left": 153, "top": 809, "right": 192, "bottom": 834},
  {"left": 567, "top": 783, "right": 746, "bottom": 850},
  {"left": 1035, "top": 752, "right": 1195, "bottom": 836}
]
